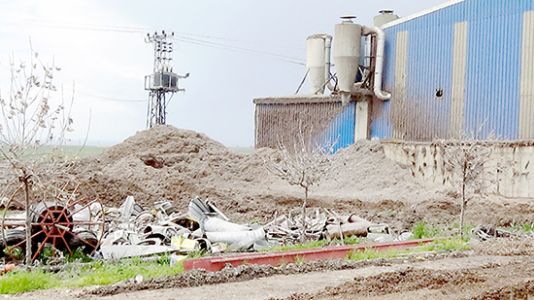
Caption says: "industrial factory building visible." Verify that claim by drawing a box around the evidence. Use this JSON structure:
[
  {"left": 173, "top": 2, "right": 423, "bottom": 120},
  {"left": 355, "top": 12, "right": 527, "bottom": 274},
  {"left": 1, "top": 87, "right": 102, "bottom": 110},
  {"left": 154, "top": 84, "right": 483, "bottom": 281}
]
[
  {"left": 254, "top": 0, "right": 534, "bottom": 197},
  {"left": 255, "top": 0, "right": 534, "bottom": 145},
  {"left": 376, "top": 0, "right": 534, "bottom": 141}
]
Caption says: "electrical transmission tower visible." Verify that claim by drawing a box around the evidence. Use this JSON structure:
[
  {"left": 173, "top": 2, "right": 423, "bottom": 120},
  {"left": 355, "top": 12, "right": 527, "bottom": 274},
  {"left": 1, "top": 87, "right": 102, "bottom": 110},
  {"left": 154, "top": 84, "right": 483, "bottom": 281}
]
[{"left": 144, "top": 30, "right": 189, "bottom": 128}]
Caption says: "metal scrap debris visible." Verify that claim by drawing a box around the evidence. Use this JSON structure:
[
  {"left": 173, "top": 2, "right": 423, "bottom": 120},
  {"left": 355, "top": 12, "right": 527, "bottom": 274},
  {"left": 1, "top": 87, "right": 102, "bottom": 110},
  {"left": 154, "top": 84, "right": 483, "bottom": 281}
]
[{"left": 2, "top": 194, "right": 400, "bottom": 263}]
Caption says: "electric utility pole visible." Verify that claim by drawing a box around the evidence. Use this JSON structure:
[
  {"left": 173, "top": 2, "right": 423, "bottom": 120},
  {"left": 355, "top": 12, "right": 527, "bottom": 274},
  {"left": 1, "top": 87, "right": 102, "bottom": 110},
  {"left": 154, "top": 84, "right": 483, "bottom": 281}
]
[{"left": 144, "top": 30, "right": 189, "bottom": 128}]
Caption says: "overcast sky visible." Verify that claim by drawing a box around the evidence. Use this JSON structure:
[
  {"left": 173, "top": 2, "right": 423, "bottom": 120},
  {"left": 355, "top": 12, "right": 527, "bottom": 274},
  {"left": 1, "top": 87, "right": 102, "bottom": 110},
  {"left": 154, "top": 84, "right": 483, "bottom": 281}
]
[{"left": 0, "top": 0, "right": 445, "bottom": 147}]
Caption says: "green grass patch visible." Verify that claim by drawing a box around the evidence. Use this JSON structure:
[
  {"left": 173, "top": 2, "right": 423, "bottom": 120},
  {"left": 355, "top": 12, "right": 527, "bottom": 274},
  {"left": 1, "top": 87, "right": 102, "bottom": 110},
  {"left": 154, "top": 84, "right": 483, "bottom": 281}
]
[
  {"left": 0, "top": 270, "right": 60, "bottom": 294},
  {"left": 348, "top": 237, "right": 470, "bottom": 262},
  {"left": 66, "top": 258, "right": 184, "bottom": 287},
  {"left": 419, "top": 237, "right": 471, "bottom": 252},
  {"left": 262, "top": 237, "right": 363, "bottom": 253},
  {"left": 262, "top": 240, "right": 329, "bottom": 252},
  {"left": 2, "top": 145, "right": 105, "bottom": 161},
  {"left": 60, "top": 145, "right": 106, "bottom": 158},
  {"left": 412, "top": 221, "right": 441, "bottom": 239},
  {"left": 522, "top": 223, "right": 534, "bottom": 233},
  {"left": 0, "top": 257, "right": 184, "bottom": 295}
]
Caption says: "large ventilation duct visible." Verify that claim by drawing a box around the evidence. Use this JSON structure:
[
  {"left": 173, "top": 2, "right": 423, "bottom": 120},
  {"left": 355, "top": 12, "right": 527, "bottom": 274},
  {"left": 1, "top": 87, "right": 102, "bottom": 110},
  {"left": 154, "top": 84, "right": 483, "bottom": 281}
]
[
  {"left": 333, "top": 17, "right": 361, "bottom": 105},
  {"left": 362, "top": 26, "right": 391, "bottom": 101},
  {"left": 306, "top": 34, "right": 328, "bottom": 94}
]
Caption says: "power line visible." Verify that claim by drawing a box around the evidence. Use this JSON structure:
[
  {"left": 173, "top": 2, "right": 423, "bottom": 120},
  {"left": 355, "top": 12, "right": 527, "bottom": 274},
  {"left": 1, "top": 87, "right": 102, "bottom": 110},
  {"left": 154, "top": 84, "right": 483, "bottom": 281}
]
[
  {"left": 172, "top": 35, "right": 305, "bottom": 66},
  {"left": 77, "top": 90, "right": 146, "bottom": 103},
  {"left": 0, "top": 19, "right": 305, "bottom": 65}
]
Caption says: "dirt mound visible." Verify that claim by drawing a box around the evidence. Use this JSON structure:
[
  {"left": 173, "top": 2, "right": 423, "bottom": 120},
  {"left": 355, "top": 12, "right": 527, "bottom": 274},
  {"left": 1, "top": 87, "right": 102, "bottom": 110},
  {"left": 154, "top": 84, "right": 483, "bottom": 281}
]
[
  {"left": 284, "top": 268, "right": 484, "bottom": 299},
  {"left": 471, "top": 280, "right": 534, "bottom": 300},
  {"left": 319, "top": 141, "right": 444, "bottom": 202},
  {"left": 472, "top": 238, "right": 534, "bottom": 256},
  {"left": 70, "top": 127, "right": 444, "bottom": 221},
  {"left": 72, "top": 126, "right": 285, "bottom": 209},
  {"left": 66, "top": 126, "right": 533, "bottom": 230}
]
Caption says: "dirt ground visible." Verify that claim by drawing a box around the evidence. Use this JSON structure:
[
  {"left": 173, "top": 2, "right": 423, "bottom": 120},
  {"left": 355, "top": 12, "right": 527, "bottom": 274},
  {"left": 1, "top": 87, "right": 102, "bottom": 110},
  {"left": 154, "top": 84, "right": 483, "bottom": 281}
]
[
  {"left": 8, "top": 242, "right": 533, "bottom": 300},
  {"left": 1, "top": 126, "right": 534, "bottom": 299}
]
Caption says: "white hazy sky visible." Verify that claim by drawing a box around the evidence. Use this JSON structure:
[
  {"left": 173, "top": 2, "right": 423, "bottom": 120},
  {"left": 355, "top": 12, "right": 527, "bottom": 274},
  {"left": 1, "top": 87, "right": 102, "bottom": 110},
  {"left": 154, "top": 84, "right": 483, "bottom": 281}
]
[{"left": 0, "top": 0, "right": 445, "bottom": 147}]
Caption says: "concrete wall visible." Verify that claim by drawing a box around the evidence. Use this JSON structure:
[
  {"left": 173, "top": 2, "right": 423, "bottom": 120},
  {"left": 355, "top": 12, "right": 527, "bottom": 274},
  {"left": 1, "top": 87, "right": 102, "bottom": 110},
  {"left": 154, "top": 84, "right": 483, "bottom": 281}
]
[{"left": 383, "top": 141, "right": 534, "bottom": 198}]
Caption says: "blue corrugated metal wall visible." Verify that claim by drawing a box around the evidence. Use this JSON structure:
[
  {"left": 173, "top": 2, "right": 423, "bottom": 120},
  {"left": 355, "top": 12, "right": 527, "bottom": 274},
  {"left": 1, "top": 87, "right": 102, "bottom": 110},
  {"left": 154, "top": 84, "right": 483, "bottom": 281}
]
[
  {"left": 254, "top": 100, "right": 355, "bottom": 153},
  {"left": 318, "top": 102, "right": 355, "bottom": 152},
  {"left": 372, "top": 0, "right": 534, "bottom": 141}
]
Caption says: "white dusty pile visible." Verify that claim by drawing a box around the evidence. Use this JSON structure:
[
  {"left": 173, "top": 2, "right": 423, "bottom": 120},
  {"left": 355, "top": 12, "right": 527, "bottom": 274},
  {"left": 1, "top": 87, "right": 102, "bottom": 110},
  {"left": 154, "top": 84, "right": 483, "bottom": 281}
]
[
  {"left": 72, "top": 126, "right": 448, "bottom": 220},
  {"left": 318, "top": 141, "right": 446, "bottom": 202}
]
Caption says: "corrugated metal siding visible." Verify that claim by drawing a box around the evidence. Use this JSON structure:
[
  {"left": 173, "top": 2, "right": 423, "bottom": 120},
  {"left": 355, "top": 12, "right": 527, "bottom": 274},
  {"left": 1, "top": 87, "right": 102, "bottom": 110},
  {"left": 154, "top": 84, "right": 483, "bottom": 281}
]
[
  {"left": 464, "top": 1, "right": 524, "bottom": 139},
  {"left": 255, "top": 100, "right": 355, "bottom": 152},
  {"left": 370, "top": 28, "right": 396, "bottom": 139},
  {"left": 450, "top": 22, "right": 468, "bottom": 138},
  {"left": 520, "top": 11, "right": 534, "bottom": 139},
  {"left": 373, "top": 0, "right": 534, "bottom": 141},
  {"left": 318, "top": 102, "right": 355, "bottom": 152}
]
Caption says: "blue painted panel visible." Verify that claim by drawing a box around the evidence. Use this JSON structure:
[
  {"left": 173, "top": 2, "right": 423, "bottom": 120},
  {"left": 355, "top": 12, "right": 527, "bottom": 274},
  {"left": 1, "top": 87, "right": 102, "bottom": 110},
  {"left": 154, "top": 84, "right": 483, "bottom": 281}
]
[
  {"left": 371, "top": 26, "right": 395, "bottom": 139},
  {"left": 374, "top": 0, "right": 534, "bottom": 141},
  {"left": 319, "top": 102, "right": 355, "bottom": 152},
  {"left": 464, "top": 0, "right": 525, "bottom": 139}
]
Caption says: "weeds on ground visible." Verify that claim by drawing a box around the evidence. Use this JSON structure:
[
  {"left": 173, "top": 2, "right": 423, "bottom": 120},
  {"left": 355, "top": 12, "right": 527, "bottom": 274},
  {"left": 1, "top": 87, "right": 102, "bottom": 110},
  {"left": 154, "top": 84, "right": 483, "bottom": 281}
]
[
  {"left": 263, "top": 240, "right": 329, "bottom": 252},
  {"left": 419, "top": 237, "right": 470, "bottom": 252},
  {"left": 263, "top": 237, "right": 363, "bottom": 253},
  {"left": 348, "top": 237, "right": 470, "bottom": 262},
  {"left": 348, "top": 248, "right": 400, "bottom": 261},
  {"left": 450, "top": 222, "right": 475, "bottom": 236},
  {"left": 510, "top": 223, "right": 534, "bottom": 234},
  {"left": 0, "top": 269, "right": 59, "bottom": 294},
  {"left": 412, "top": 221, "right": 441, "bottom": 239},
  {"left": 0, "top": 257, "right": 184, "bottom": 294},
  {"left": 522, "top": 223, "right": 534, "bottom": 233}
]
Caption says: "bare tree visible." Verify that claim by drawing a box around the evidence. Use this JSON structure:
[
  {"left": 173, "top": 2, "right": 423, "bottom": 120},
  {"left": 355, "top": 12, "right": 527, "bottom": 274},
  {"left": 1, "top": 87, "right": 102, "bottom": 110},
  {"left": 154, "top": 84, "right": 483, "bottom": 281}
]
[
  {"left": 437, "top": 136, "right": 494, "bottom": 236},
  {"left": 264, "top": 126, "right": 335, "bottom": 242},
  {"left": 0, "top": 45, "right": 74, "bottom": 265}
]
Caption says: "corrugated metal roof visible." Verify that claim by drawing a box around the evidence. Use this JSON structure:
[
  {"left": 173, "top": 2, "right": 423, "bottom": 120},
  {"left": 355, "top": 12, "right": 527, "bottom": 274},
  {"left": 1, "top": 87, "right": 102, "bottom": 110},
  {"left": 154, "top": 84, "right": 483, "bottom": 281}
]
[{"left": 383, "top": 0, "right": 466, "bottom": 29}]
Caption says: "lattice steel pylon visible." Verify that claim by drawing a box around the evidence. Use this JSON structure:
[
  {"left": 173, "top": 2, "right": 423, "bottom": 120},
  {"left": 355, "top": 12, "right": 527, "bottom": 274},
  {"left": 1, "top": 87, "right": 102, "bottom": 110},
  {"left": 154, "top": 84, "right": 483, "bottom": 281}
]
[{"left": 144, "top": 30, "right": 189, "bottom": 128}]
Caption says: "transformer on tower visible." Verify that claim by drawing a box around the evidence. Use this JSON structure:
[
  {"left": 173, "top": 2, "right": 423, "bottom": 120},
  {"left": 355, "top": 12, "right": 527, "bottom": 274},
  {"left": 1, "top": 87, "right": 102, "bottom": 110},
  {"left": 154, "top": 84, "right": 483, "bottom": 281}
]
[{"left": 144, "top": 30, "right": 189, "bottom": 128}]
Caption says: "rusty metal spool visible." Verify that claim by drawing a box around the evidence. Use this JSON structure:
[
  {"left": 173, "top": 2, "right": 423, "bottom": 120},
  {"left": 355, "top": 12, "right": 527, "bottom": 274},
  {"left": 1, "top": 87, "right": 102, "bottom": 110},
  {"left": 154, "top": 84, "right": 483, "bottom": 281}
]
[
  {"left": 1, "top": 199, "right": 105, "bottom": 262},
  {"left": 31, "top": 202, "right": 75, "bottom": 255}
]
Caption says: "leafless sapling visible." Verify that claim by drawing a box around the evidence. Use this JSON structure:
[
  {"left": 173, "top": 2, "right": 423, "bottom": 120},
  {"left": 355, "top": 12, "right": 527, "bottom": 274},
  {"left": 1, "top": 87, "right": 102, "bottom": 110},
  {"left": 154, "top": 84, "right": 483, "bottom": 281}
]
[
  {"left": 264, "top": 126, "right": 335, "bottom": 242},
  {"left": 0, "top": 45, "right": 74, "bottom": 265},
  {"left": 438, "top": 137, "right": 494, "bottom": 236}
]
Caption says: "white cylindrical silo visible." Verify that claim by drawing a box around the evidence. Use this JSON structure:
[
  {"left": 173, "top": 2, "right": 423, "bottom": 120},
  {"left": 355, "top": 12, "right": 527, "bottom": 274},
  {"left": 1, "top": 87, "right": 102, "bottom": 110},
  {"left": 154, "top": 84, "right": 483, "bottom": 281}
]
[
  {"left": 373, "top": 10, "right": 399, "bottom": 27},
  {"left": 333, "top": 17, "right": 361, "bottom": 104},
  {"left": 306, "top": 35, "right": 327, "bottom": 94}
]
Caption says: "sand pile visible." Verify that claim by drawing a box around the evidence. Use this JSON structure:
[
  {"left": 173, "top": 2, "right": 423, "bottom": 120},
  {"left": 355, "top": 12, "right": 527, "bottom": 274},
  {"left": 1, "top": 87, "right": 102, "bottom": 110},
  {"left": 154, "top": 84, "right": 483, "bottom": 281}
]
[
  {"left": 3, "top": 126, "right": 532, "bottom": 228},
  {"left": 73, "top": 126, "right": 293, "bottom": 210},
  {"left": 69, "top": 126, "right": 452, "bottom": 222},
  {"left": 318, "top": 141, "right": 445, "bottom": 202}
]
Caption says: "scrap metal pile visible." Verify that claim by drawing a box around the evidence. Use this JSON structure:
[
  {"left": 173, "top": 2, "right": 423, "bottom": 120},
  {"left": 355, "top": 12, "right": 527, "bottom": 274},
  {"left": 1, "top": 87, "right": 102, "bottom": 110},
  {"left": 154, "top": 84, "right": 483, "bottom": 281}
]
[
  {"left": 1, "top": 196, "right": 398, "bottom": 262},
  {"left": 0, "top": 199, "right": 104, "bottom": 262}
]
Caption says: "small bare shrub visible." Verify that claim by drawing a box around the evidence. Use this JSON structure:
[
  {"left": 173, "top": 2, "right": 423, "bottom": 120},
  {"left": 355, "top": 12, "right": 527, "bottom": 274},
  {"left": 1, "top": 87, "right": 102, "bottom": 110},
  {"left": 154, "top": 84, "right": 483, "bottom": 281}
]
[
  {"left": 0, "top": 45, "right": 74, "bottom": 265},
  {"left": 437, "top": 136, "right": 494, "bottom": 236},
  {"left": 263, "top": 125, "right": 335, "bottom": 242}
]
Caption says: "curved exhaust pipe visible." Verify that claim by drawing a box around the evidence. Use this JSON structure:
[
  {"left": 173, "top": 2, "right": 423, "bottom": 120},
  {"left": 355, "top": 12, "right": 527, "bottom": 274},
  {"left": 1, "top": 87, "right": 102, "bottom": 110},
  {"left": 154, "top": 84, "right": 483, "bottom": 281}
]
[{"left": 363, "top": 26, "right": 391, "bottom": 101}]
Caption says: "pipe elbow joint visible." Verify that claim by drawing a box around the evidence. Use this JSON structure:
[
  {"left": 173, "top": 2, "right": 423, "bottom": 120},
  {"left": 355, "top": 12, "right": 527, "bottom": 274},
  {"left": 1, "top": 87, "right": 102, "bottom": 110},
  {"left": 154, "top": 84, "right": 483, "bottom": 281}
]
[{"left": 374, "top": 90, "right": 391, "bottom": 101}]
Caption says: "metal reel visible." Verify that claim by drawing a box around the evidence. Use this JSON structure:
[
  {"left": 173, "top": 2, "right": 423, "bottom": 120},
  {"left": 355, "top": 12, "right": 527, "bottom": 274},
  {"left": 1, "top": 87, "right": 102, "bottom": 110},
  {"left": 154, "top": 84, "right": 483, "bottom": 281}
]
[{"left": 1, "top": 198, "right": 106, "bottom": 262}]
